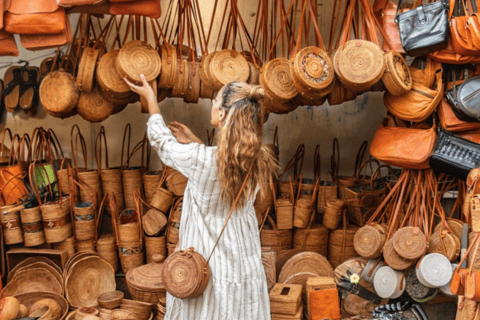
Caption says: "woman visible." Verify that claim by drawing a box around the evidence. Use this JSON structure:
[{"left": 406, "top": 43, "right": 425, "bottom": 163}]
[{"left": 125, "top": 74, "right": 277, "bottom": 320}]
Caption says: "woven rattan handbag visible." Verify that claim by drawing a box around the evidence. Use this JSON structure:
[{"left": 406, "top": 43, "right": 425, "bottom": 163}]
[{"left": 162, "top": 165, "right": 253, "bottom": 299}]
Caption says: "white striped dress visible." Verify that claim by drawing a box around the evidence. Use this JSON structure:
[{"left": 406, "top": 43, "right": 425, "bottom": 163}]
[{"left": 147, "top": 114, "right": 271, "bottom": 320}]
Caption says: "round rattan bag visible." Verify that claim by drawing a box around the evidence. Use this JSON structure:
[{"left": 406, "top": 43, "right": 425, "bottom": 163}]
[
  {"left": 260, "top": 58, "right": 298, "bottom": 102},
  {"left": 77, "top": 89, "right": 115, "bottom": 123},
  {"left": 116, "top": 40, "right": 161, "bottom": 85},
  {"left": 381, "top": 51, "right": 412, "bottom": 96},
  {"left": 39, "top": 69, "right": 79, "bottom": 118},
  {"left": 209, "top": 49, "right": 249, "bottom": 91},
  {"left": 162, "top": 247, "right": 211, "bottom": 299}
]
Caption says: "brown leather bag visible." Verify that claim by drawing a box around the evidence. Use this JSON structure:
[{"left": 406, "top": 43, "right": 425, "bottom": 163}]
[
  {"left": 384, "top": 61, "right": 443, "bottom": 122},
  {"left": 0, "top": 30, "right": 19, "bottom": 57},
  {"left": 20, "top": 16, "right": 72, "bottom": 51},
  {"left": 0, "top": 0, "right": 4, "bottom": 30},
  {"left": 109, "top": 0, "right": 161, "bottom": 19},
  {"left": 4, "top": 0, "right": 67, "bottom": 35},
  {"left": 57, "top": 0, "right": 105, "bottom": 7},
  {"left": 369, "top": 116, "right": 436, "bottom": 169},
  {"left": 438, "top": 99, "right": 480, "bottom": 133},
  {"left": 452, "top": 233, "right": 480, "bottom": 298}
]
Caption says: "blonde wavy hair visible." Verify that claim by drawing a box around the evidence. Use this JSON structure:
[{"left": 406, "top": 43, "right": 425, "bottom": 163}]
[{"left": 216, "top": 82, "right": 278, "bottom": 208}]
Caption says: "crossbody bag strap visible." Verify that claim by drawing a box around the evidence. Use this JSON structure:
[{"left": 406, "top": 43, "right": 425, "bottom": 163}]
[{"left": 206, "top": 163, "right": 254, "bottom": 263}]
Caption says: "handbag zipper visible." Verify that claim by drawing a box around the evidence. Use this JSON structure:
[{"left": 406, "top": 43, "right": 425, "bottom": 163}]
[{"left": 411, "top": 87, "right": 435, "bottom": 99}]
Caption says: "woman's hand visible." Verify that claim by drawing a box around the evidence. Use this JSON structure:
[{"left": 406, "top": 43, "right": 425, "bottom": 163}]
[
  {"left": 124, "top": 74, "right": 159, "bottom": 114},
  {"left": 168, "top": 121, "right": 203, "bottom": 144}
]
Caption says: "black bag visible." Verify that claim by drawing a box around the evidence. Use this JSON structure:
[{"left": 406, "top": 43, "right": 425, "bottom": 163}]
[
  {"left": 445, "top": 71, "right": 480, "bottom": 122},
  {"left": 395, "top": 0, "right": 450, "bottom": 57},
  {"left": 430, "top": 127, "right": 480, "bottom": 180}
]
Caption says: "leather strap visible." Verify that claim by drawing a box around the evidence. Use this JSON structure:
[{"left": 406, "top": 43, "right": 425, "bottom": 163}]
[{"left": 206, "top": 163, "right": 254, "bottom": 263}]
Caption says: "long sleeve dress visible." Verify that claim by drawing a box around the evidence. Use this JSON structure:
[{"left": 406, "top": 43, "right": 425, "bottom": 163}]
[{"left": 147, "top": 114, "right": 271, "bottom": 320}]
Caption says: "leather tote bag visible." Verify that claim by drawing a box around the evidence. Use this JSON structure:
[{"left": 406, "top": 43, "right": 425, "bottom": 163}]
[{"left": 395, "top": 0, "right": 450, "bottom": 56}]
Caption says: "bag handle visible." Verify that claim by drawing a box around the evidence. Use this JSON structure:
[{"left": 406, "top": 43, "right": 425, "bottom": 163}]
[
  {"left": 73, "top": 131, "right": 89, "bottom": 172},
  {"left": 313, "top": 144, "right": 321, "bottom": 181},
  {"left": 121, "top": 124, "right": 132, "bottom": 170},
  {"left": 206, "top": 163, "right": 253, "bottom": 263},
  {"left": 95, "top": 126, "right": 109, "bottom": 173}
]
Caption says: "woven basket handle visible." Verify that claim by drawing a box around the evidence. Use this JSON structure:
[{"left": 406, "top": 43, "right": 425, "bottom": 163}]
[
  {"left": 95, "top": 194, "right": 108, "bottom": 244},
  {"left": 206, "top": 163, "right": 253, "bottom": 263},
  {"left": 267, "top": 0, "right": 296, "bottom": 60},
  {"left": 331, "top": 138, "right": 340, "bottom": 179},
  {"left": 314, "top": 144, "right": 321, "bottom": 181},
  {"left": 206, "top": 129, "right": 215, "bottom": 147},
  {"left": 121, "top": 124, "right": 132, "bottom": 170},
  {"left": 47, "top": 129, "right": 65, "bottom": 161},
  {"left": 95, "top": 126, "right": 109, "bottom": 172},
  {"left": 0, "top": 170, "right": 27, "bottom": 205},
  {"left": 17, "top": 134, "right": 31, "bottom": 165},
  {"left": 0, "top": 128, "right": 13, "bottom": 164},
  {"left": 258, "top": 207, "right": 271, "bottom": 234},
  {"left": 110, "top": 193, "right": 121, "bottom": 244}
]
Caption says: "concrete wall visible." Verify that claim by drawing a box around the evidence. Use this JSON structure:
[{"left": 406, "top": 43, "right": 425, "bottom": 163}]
[{"left": 0, "top": 0, "right": 387, "bottom": 179}]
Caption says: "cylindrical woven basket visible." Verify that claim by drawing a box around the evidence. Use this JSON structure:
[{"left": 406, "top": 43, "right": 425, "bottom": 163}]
[
  {"left": 293, "top": 198, "right": 312, "bottom": 229},
  {"left": 323, "top": 198, "right": 344, "bottom": 230},
  {"left": 317, "top": 179, "right": 338, "bottom": 215},
  {"left": 1, "top": 205, "right": 24, "bottom": 245},
  {"left": 150, "top": 187, "right": 174, "bottom": 214},
  {"left": 167, "top": 200, "right": 182, "bottom": 245},
  {"left": 118, "top": 241, "right": 144, "bottom": 274},
  {"left": 278, "top": 180, "right": 298, "bottom": 199},
  {"left": 78, "top": 170, "right": 102, "bottom": 204},
  {"left": 123, "top": 168, "right": 143, "bottom": 210},
  {"left": 20, "top": 206, "right": 45, "bottom": 247},
  {"left": 260, "top": 216, "right": 292, "bottom": 252},
  {"left": 145, "top": 235, "right": 167, "bottom": 264},
  {"left": 76, "top": 239, "right": 96, "bottom": 253},
  {"left": 143, "top": 171, "right": 161, "bottom": 204},
  {"left": 328, "top": 227, "right": 359, "bottom": 269},
  {"left": 275, "top": 198, "right": 293, "bottom": 230},
  {"left": 165, "top": 170, "right": 187, "bottom": 197},
  {"left": 57, "top": 168, "right": 73, "bottom": 196},
  {"left": 97, "top": 233, "right": 119, "bottom": 273},
  {"left": 118, "top": 209, "right": 141, "bottom": 243},
  {"left": 293, "top": 224, "right": 329, "bottom": 256},
  {"left": 100, "top": 168, "right": 124, "bottom": 215},
  {"left": 74, "top": 202, "right": 96, "bottom": 241},
  {"left": 41, "top": 197, "right": 73, "bottom": 244},
  {"left": 52, "top": 236, "right": 76, "bottom": 260}
]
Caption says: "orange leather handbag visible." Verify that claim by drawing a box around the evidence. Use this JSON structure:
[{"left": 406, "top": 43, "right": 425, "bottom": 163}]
[
  {"left": 384, "top": 61, "right": 443, "bottom": 122},
  {"left": 0, "top": 0, "right": 4, "bottom": 30},
  {"left": 20, "top": 16, "right": 72, "bottom": 51},
  {"left": 452, "top": 233, "right": 480, "bottom": 298},
  {"left": 438, "top": 99, "right": 480, "bottom": 133},
  {"left": 57, "top": 0, "right": 106, "bottom": 8},
  {"left": 109, "top": 0, "right": 161, "bottom": 19},
  {"left": 369, "top": 116, "right": 436, "bottom": 169},
  {"left": 4, "top": 0, "right": 67, "bottom": 35},
  {"left": 0, "top": 30, "right": 19, "bottom": 57}
]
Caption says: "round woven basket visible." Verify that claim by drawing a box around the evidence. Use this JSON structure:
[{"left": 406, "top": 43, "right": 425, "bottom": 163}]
[
  {"left": 122, "top": 168, "right": 143, "bottom": 210},
  {"left": 145, "top": 235, "right": 167, "bottom": 264},
  {"left": 327, "top": 78, "right": 345, "bottom": 106},
  {"left": 209, "top": 49, "right": 250, "bottom": 90},
  {"left": 118, "top": 209, "right": 141, "bottom": 243},
  {"left": 100, "top": 168, "right": 124, "bottom": 215},
  {"left": 116, "top": 40, "right": 161, "bottom": 85},
  {"left": 328, "top": 227, "right": 359, "bottom": 269},
  {"left": 64, "top": 255, "right": 116, "bottom": 308},
  {"left": 118, "top": 240, "right": 144, "bottom": 274},
  {"left": 41, "top": 197, "right": 72, "bottom": 244},
  {"left": 185, "top": 62, "right": 201, "bottom": 104},
  {"left": 1, "top": 267, "right": 63, "bottom": 298},
  {"left": 293, "top": 224, "right": 328, "bottom": 256},
  {"left": 434, "top": 219, "right": 463, "bottom": 241},
  {"left": 14, "top": 292, "right": 68, "bottom": 320},
  {"left": 291, "top": 46, "right": 335, "bottom": 96},
  {"left": 260, "top": 216, "right": 292, "bottom": 252},
  {"left": 262, "top": 93, "right": 298, "bottom": 114},
  {"left": 317, "top": 179, "right": 338, "bottom": 215},
  {"left": 334, "top": 40, "right": 385, "bottom": 92},
  {"left": 167, "top": 199, "right": 182, "bottom": 245},
  {"left": 428, "top": 230, "right": 460, "bottom": 262},
  {"left": 1, "top": 205, "right": 24, "bottom": 245},
  {"left": 162, "top": 247, "right": 210, "bottom": 299},
  {"left": 76, "top": 47, "right": 100, "bottom": 93},
  {"left": 142, "top": 171, "right": 161, "bottom": 204},
  {"left": 392, "top": 226, "right": 427, "bottom": 260},
  {"left": 260, "top": 58, "right": 298, "bottom": 102},
  {"left": 126, "top": 254, "right": 166, "bottom": 303},
  {"left": 158, "top": 44, "right": 178, "bottom": 89},
  {"left": 382, "top": 51, "right": 412, "bottom": 96},
  {"left": 20, "top": 206, "right": 45, "bottom": 247},
  {"left": 383, "top": 238, "right": 416, "bottom": 271},
  {"left": 39, "top": 70, "right": 79, "bottom": 118},
  {"left": 353, "top": 224, "right": 387, "bottom": 259},
  {"left": 78, "top": 170, "right": 102, "bottom": 204},
  {"left": 275, "top": 198, "right": 293, "bottom": 230},
  {"left": 199, "top": 52, "right": 216, "bottom": 90},
  {"left": 170, "top": 60, "right": 189, "bottom": 99},
  {"left": 165, "top": 170, "right": 187, "bottom": 196},
  {"left": 200, "top": 79, "right": 216, "bottom": 100},
  {"left": 96, "top": 50, "right": 134, "bottom": 96},
  {"left": 97, "top": 233, "right": 119, "bottom": 273},
  {"left": 77, "top": 90, "right": 115, "bottom": 123},
  {"left": 0, "top": 297, "right": 20, "bottom": 320},
  {"left": 52, "top": 236, "right": 76, "bottom": 260},
  {"left": 74, "top": 202, "right": 96, "bottom": 241},
  {"left": 150, "top": 187, "right": 175, "bottom": 213}
]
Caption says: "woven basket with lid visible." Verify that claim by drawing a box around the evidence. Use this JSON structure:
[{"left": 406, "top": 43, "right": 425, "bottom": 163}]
[
  {"left": 382, "top": 51, "right": 412, "bottom": 96},
  {"left": 116, "top": 40, "right": 161, "bottom": 85},
  {"left": 76, "top": 47, "right": 100, "bottom": 93},
  {"left": 77, "top": 90, "right": 115, "bottom": 123},
  {"left": 260, "top": 58, "right": 298, "bottom": 102},
  {"left": 126, "top": 254, "right": 166, "bottom": 303},
  {"left": 40, "top": 70, "right": 79, "bottom": 118},
  {"left": 96, "top": 50, "right": 135, "bottom": 101}
]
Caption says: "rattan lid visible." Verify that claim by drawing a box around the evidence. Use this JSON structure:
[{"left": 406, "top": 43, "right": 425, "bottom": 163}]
[
  {"left": 336, "top": 40, "right": 385, "bottom": 92},
  {"left": 434, "top": 219, "right": 463, "bottom": 241},
  {"left": 1, "top": 267, "right": 63, "bottom": 298},
  {"left": 77, "top": 90, "right": 114, "bottom": 123},
  {"left": 116, "top": 40, "right": 161, "bottom": 84},
  {"left": 96, "top": 50, "right": 132, "bottom": 95},
  {"left": 392, "top": 227, "right": 427, "bottom": 260},
  {"left": 383, "top": 238, "right": 416, "bottom": 271},
  {"left": 209, "top": 49, "right": 249, "bottom": 90},
  {"left": 291, "top": 46, "right": 335, "bottom": 92},
  {"left": 142, "top": 209, "right": 167, "bottom": 236},
  {"left": 373, "top": 266, "right": 405, "bottom": 299},
  {"left": 39, "top": 70, "right": 79, "bottom": 117},
  {"left": 125, "top": 254, "right": 165, "bottom": 292},
  {"left": 353, "top": 225, "right": 385, "bottom": 259},
  {"left": 260, "top": 58, "right": 298, "bottom": 102}
]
